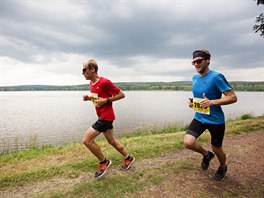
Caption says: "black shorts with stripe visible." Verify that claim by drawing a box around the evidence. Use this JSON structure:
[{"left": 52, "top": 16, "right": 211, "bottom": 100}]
[
  {"left": 92, "top": 118, "right": 113, "bottom": 132},
  {"left": 186, "top": 118, "right": 225, "bottom": 147}
]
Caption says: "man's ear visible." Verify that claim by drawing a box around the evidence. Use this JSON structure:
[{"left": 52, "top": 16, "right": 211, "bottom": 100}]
[{"left": 89, "top": 67, "right": 95, "bottom": 72}]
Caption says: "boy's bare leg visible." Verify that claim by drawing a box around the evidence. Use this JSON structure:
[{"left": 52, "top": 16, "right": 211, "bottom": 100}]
[
  {"left": 83, "top": 127, "right": 105, "bottom": 162},
  {"left": 103, "top": 129, "right": 129, "bottom": 158}
]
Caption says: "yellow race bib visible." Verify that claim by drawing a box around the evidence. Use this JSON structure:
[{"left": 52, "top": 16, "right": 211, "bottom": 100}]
[
  {"left": 193, "top": 97, "right": 210, "bottom": 115},
  {"left": 90, "top": 93, "right": 99, "bottom": 107}
]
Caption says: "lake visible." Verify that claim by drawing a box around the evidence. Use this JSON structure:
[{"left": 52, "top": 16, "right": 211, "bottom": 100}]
[{"left": 0, "top": 91, "right": 263, "bottom": 152}]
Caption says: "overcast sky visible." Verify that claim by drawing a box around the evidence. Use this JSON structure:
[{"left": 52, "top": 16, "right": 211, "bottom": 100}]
[{"left": 1, "top": 0, "right": 263, "bottom": 86}]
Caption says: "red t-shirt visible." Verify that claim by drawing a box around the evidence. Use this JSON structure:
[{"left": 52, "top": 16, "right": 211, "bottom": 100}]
[{"left": 90, "top": 77, "right": 121, "bottom": 121}]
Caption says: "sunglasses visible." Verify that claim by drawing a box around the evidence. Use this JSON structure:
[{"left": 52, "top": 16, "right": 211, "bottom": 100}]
[
  {"left": 192, "top": 59, "right": 205, "bottom": 65},
  {"left": 82, "top": 67, "right": 89, "bottom": 74}
]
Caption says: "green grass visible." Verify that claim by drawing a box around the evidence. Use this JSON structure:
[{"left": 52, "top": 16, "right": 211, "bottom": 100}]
[
  {"left": 0, "top": 114, "right": 263, "bottom": 197},
  {"left": 0, "top": 132, "right": 185, "bottom": 189}
]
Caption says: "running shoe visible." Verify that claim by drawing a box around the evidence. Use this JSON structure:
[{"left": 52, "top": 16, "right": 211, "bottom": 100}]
[
  {"left": 213, "top": 165, "right": 227, "bottom": 181},
  {"left": 121, "top": 155, "right": 135, "bottom": 171},
  {"left": 95, "top": 159, "right": 112, "bottom": 178},
  {"left": 201, "top": 151, "right": 215, "bottom": 170}
]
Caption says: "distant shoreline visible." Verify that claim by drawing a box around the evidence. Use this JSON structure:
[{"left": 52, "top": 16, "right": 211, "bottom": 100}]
[{"left": 1, "top": 81, "right": 264, "bottom": 92}]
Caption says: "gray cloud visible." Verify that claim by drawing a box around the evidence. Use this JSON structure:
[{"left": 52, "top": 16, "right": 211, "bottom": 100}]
[{"left": 1, "top": 0, "right": 263, "bottom": 85}]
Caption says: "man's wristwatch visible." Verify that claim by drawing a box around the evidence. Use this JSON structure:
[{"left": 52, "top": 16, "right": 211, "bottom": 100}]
[{"left": 107, "top": 98, "right": 112, "bottom": 103}]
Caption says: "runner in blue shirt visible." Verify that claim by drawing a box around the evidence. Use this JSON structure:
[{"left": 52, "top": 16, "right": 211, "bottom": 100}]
[{"left": 184, "top": 49, "right": 237, "bottom": 181}]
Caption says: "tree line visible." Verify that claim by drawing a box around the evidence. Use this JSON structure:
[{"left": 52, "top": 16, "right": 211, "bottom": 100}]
[{"left": 0, "top": 81, "right": 263, "bottom": 92}]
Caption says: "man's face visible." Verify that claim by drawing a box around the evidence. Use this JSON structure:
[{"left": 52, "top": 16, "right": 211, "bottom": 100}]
[
  {"left": 82, "top": 64, "right": 93, "bottom": 80},
  {"left": 192, "top": 57, "right": 209, "bottom": 74}
]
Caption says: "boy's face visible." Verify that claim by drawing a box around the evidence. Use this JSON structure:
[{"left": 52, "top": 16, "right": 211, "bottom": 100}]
[{"left": 82, "top": 65, "right": 94, "bottom": 80}]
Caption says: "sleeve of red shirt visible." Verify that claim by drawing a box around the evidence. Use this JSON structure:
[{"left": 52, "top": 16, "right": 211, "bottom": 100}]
[{"left": 103, "top": 78, "right": 121, "bottom": 96}]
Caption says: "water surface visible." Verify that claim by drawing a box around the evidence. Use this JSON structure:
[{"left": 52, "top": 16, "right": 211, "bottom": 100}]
[{"left": 1, "top": 91, "right": 263, "bottom": 151}]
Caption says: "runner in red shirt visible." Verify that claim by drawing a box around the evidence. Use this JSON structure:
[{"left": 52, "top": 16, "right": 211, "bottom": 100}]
[{"left": 82, "top": 59, "right": 135, "bottom": 178}]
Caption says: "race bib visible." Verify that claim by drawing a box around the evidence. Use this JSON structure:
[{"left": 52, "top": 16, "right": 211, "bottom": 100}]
[
  {"left": 193, "top": 97, "right": 210, "bottom": 115},
  {"left": 90, "top": 93, "right": 99, "bottom": 107}
]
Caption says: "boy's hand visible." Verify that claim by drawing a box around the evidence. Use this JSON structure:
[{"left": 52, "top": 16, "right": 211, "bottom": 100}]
[
  {"left": 83, "top": 95, "right": 92, "bottom": 101},
  {"left": 188, "top": 98, "right": 193, "bottom": 108}
]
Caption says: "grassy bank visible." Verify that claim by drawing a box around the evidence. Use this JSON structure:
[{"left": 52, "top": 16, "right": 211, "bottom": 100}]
[{"left": 0, "top": 115, "right": 263, "bottom": 197}]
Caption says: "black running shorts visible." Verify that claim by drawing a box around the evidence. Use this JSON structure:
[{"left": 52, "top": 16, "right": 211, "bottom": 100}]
[
  {"left": 92, "top": 118, "right": 113, "bottom": 132},
  {"left": 186, "top": 118, "right": 225, "bottom": 147}
]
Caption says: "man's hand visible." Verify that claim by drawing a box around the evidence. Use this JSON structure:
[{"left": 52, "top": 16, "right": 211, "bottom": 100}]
[
  {"left": 95, "top": 98, "right": 108, "bottom": 107},
  {"left": 83, "top": 95, "right": 91, "bottom": 101},
  {"left": 188, "top": 98, "right": 193, "bottom": 108},
  {"left": 200, "top": 93, "right": 212, "bottom": 108}
]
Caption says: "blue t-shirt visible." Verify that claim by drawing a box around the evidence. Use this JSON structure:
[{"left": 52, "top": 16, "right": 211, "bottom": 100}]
[{"left": 192, "top": 70, "right": 233, "bottom": 124}]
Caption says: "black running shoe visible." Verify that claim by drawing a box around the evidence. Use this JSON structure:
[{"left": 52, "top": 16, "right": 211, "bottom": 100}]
[
  {"left": 201, "top": 151, "right": 215, "bottom": 170},
  {"left": 95, "top": 159, "right": 112, "bottom": 178},
  {"left": 214, "top": 165, "right": 227, "bottom": 181}
]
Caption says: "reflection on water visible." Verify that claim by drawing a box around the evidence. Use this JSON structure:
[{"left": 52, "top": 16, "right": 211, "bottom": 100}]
[{"left": 0, "top": 91, "right": 263, "bottom": 152}]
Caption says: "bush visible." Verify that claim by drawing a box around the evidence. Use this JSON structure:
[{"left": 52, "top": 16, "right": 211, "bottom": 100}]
[{"left": 240, "top": 113, "right": 254, "bottom": 120}]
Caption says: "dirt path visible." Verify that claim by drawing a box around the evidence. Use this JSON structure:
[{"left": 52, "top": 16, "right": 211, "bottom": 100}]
[
  {"left": 1, "top": 131, "right": 263, "bottom": 198},
  {"left": 136, "top": 131, "right": 264, "bottom": 198}
]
